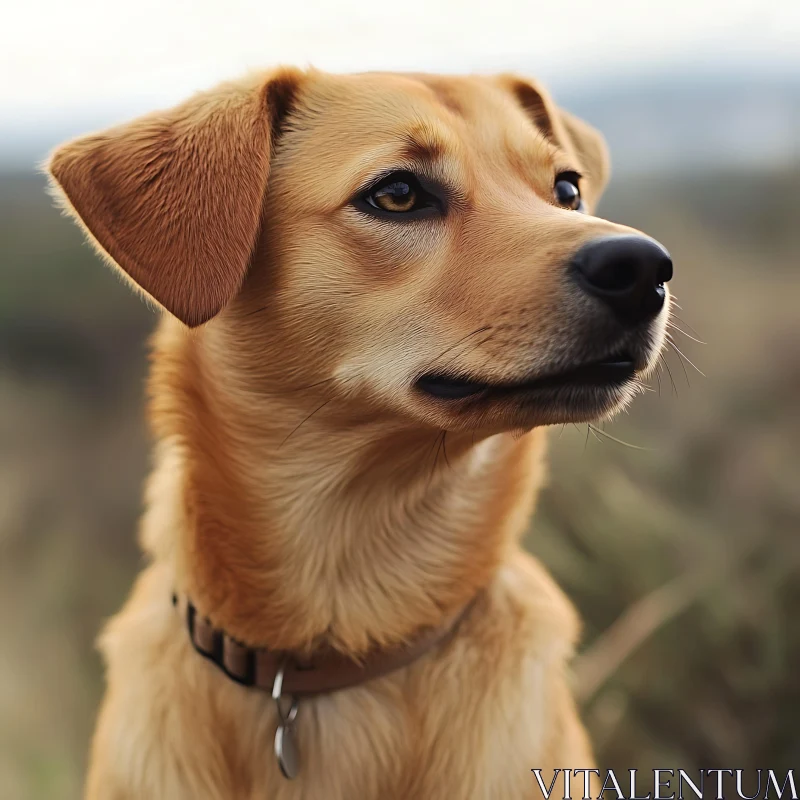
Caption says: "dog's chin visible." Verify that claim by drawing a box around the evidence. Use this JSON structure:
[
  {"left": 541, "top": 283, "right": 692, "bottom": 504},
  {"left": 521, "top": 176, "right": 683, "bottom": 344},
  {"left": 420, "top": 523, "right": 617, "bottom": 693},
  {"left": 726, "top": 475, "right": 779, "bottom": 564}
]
[{"left": 412, "top": 351, "right": 652, "bottom": 432}]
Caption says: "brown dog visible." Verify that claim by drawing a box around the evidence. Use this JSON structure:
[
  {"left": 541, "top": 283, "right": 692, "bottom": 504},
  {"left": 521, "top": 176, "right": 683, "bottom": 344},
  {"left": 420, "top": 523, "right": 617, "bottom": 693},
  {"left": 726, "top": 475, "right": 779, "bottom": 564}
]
[{"left": 47, "top": 67, "right": 671, "bottom": 799}]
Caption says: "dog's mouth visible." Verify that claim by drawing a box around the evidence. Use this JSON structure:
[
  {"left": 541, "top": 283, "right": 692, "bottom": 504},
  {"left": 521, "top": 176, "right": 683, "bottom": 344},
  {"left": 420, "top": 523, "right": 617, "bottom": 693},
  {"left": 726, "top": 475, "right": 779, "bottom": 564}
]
[{"left": 415, "top": 353, "right": 637, "bottom": 401}]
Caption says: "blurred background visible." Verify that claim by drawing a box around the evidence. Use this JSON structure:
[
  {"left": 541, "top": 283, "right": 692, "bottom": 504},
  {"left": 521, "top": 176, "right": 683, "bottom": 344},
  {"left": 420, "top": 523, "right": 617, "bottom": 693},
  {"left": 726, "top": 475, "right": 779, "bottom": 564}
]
[{"left": 1, "top": 1, "right": 799, "bottom": 797}]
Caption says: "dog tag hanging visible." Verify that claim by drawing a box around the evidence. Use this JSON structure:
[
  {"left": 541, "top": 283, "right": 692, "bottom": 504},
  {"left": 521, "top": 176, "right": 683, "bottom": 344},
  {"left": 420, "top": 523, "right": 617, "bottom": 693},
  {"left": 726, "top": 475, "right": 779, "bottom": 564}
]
[
  {"left": 274, "top": 719, "right": 300, "bottom": 779},
  {"left": 272, "top": 662, "right": 300, "bottom": 779}
]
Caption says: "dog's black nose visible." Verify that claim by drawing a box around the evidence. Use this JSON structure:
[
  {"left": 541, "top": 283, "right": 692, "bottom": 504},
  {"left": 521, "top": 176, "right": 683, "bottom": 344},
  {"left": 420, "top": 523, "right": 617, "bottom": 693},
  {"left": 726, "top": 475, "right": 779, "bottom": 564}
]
[{"left": 571, "top": 235, "right": 673, "bottom": 324}]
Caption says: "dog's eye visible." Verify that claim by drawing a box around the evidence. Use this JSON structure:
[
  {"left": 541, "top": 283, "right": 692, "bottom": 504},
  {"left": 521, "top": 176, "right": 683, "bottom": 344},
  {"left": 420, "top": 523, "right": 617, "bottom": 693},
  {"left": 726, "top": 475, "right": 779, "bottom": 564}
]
[
  {"left": 370, "top": 176, "right": 417, "bottom": 212},
  {"left": 554, "top": 172, "right": 585, "bottom": 212},
  {"left": 358, "top": 171, "right": 442, "bottom": 218}
]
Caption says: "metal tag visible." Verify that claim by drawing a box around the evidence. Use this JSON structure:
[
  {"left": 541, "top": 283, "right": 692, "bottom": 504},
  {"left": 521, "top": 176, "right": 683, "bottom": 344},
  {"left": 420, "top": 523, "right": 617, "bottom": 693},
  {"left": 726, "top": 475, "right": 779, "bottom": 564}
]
[{"left": 274, "top": 722, "right": 300, "bottom": 780}]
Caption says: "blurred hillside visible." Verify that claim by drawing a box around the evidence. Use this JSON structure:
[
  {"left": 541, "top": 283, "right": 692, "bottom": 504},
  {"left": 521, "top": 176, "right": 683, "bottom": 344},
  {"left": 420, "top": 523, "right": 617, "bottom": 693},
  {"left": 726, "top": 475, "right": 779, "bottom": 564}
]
[{"left": 1, "top": 153, "right": 799, "bottom": 797}]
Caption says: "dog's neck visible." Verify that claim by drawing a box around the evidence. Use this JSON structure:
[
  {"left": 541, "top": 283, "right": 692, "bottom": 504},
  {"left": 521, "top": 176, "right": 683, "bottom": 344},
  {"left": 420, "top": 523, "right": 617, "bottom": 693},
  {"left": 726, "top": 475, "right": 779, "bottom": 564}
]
[{"left": 143, "top": 319, "right": 547, "bottom": 655}]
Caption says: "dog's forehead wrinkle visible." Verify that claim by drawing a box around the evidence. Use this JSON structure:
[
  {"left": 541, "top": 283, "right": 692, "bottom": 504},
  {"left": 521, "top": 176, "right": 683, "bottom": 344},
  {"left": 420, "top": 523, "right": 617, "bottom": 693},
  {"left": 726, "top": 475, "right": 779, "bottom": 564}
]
[
  {"left": 288, "top": 72, "right": 558, "bottom": 187},
  {"left": 404, "top": 74, "right": 475, "bottom": 118},
  {"left": 400, "top": 123, "right": 454, "bottom": 163},
  {"left": 351, "top": 71, "right": 471, "bottom": 117}
]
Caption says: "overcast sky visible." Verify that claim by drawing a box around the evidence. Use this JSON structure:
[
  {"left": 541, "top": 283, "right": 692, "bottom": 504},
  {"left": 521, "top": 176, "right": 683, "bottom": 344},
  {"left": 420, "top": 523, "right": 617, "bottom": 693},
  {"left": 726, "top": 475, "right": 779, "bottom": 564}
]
[{"left": 2, "top": 0, "right": 798, "bottom": 120}]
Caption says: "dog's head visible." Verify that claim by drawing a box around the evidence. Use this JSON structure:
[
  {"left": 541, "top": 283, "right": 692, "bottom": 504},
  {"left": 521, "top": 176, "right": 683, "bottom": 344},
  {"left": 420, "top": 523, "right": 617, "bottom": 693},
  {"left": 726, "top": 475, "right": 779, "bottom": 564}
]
[{"left": 48, "top": 68, "right": 671, "bottom": 434}]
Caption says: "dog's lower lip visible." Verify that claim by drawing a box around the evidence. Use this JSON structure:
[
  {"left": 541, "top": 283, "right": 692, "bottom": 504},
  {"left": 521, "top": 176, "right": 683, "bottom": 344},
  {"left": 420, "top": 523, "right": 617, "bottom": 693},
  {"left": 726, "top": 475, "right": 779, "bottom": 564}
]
[{"left": 416, "top": 358, "right": 636, "bottom": 400}]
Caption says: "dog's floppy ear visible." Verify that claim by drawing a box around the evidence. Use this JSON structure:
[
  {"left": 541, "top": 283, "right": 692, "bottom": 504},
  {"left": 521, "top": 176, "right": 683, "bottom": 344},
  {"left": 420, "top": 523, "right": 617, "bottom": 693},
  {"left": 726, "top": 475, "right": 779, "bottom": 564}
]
[
  {"left": 501, "top": 75, "right": 610, "bottom": 212},
  {"left": 47, "top": 69, "right": 302, "bottom": 327}
]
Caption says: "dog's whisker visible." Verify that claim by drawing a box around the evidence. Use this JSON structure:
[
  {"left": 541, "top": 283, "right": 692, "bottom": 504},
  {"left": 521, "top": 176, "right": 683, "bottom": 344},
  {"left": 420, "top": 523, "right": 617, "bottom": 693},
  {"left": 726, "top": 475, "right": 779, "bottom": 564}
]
[
  {"left": 667, "top": 321, "right": 705, "bottom": 345},
  {"left": 431, "top": 325, "right": 493, "bottom": 370},
  {"left": 653, "top": 361, "right": 663, "bottom": 397},
  {"left": 442, "top": 333, "right": 496, "bottom": 376},
  {"left": 666, "top": 340, "right": 692, "bottom": 387},
  {"left": 442, "top": 432, "right": 452, "bottom": 469},
  {"left": 588, "top": 424, "right": 649, "bottom": 450},
  {"left": 424, "top": 430, "right": 444, "bottom": 487},
  {"left": 267, "top": 370, "right": 368, "bottom": 410},
  {"left": 666, "top": 337, "right": 691, "bottom": 385},
  {"left": 666, "top": 335, "right": 706, "bottom": 377},
  {"left": 670, "top": 312, "right": 703, "bottom": 339},
  {"left": 660, "top": 352, "right": 678, "bottom": 397},
  {"left": 278, "top": 396, "right": 337, "bottom": 448},
  {"left": 243, "top": 305, "right": 270, "bottom": 317},
  {"left": 428, "top": 431, "right": 447, "bottom": 485},
  {"left": 585, "top": 425, "right": 600, "bottom": 449},
  {"left": 275, "top": 371, "right": 363, "bottom": 447}
]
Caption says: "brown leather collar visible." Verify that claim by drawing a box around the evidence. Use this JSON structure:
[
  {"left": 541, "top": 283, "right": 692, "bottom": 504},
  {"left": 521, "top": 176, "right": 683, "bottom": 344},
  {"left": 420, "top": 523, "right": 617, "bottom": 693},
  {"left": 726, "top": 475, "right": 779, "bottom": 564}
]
[{"left": 174, "top": 593, "right": 473, "bottom": 696}]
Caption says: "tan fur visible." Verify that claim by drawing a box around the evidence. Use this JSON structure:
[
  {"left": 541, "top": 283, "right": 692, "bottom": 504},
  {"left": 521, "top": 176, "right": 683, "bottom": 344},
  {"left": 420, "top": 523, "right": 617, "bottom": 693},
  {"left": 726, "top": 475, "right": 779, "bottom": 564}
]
[{"left": 47, "top": 68, "right": 668, "bottom": 799}]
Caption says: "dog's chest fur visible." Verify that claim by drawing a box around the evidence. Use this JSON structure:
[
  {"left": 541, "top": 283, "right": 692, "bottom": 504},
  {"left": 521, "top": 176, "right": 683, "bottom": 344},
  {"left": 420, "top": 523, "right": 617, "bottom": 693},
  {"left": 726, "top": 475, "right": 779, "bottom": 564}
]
[{"left": 87, "top": 554, "right": 590, "bottom": 800}]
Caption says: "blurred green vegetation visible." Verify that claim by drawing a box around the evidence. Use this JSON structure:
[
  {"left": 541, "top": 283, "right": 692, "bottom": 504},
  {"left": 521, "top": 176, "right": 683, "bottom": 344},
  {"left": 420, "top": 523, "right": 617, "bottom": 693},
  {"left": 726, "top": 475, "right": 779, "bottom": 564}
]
[{"left": 1, "top": 166, "right": 798, "bottom": 798}]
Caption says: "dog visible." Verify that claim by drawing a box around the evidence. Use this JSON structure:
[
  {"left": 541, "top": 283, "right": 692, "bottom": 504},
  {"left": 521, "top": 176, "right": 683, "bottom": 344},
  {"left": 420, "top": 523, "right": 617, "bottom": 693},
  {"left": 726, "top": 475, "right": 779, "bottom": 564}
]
[{"left": 47, "top": 67, "right": 672, "bottom": 799}]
